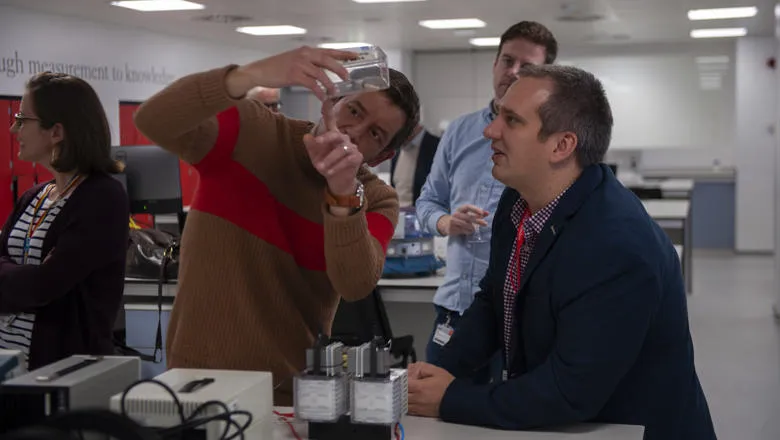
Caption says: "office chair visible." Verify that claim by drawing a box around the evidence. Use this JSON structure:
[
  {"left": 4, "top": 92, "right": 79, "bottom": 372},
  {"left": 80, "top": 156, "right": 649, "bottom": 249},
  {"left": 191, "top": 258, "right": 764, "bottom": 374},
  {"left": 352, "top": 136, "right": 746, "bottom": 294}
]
[{"left": 330, "top": 289, "right": 417, "bottom": 368}]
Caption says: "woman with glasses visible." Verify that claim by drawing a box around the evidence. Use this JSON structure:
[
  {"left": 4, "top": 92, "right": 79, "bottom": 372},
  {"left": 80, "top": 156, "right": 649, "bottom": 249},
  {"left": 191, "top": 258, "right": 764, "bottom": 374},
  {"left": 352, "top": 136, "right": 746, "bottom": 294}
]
[{"left": 0, "top": 72, "right": 129, "bottom": 369}]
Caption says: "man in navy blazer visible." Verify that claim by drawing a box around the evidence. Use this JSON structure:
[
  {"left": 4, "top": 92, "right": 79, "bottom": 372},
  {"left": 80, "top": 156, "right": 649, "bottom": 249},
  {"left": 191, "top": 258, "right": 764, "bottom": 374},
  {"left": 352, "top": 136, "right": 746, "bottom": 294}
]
[{"left": 406, "top": 64, "right": 716, "bottom": 440}]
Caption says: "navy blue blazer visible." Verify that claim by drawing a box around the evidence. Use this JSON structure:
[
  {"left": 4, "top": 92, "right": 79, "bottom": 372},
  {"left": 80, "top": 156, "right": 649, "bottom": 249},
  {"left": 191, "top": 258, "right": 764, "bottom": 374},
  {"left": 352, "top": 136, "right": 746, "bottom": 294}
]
[
  {"left": 389, "top": 130, "right": 440, "bottom": 205},
  {"left": 436, "top": 164, "right": 716, "bottom": 440}
]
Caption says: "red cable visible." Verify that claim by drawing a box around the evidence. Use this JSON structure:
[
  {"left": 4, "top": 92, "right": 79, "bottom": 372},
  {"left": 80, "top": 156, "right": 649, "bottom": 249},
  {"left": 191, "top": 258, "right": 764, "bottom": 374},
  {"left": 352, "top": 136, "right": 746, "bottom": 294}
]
[{"left": 273, "top": 411, "right": 302, "bottom": 440}]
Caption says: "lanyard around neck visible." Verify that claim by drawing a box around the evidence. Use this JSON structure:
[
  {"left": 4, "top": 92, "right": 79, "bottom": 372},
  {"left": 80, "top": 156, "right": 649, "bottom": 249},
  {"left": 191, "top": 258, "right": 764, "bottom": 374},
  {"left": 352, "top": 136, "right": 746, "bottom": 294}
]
[{"left": 23, "top": 174, "right": 82, "bottom": 263}]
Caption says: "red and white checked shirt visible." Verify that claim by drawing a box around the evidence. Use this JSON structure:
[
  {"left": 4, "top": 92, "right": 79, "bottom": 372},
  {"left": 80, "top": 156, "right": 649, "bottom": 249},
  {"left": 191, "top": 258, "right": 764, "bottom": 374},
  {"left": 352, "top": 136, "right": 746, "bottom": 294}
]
[{"left": 502, "top": 193, "right": 566, "bottom": 369}]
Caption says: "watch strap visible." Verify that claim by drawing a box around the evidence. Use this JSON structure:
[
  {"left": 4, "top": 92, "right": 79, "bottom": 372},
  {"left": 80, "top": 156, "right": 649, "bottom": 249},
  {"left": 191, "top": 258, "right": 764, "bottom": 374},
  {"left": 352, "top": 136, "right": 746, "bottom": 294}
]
[{"left": 324, "top": 183, "right": 364, "bottom": 208}]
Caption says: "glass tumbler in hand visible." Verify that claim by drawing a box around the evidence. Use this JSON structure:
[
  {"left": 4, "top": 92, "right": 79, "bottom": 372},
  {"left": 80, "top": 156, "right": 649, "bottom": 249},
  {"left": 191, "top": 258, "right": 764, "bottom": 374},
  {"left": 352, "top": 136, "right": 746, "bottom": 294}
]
[{"left": 467, "top": 209, "right": 488, "bottom": 243}]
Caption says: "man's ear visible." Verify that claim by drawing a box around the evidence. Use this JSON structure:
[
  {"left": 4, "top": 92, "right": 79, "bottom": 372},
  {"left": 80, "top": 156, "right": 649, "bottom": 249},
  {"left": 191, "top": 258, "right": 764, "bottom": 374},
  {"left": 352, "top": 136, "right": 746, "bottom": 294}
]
[
  {"left": 551, "top": 131, "right": 577, "bottom": 164},
  {"left": 367, "top": 148, "right": 396, "bottom": 167}
]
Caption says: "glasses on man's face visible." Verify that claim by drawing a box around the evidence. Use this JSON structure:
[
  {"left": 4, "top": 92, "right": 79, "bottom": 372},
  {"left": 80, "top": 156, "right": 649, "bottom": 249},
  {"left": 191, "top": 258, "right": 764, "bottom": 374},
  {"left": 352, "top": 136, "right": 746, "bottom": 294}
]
[
  {"left": 264, "top": 102, "right": 281, "bottom": 112},
  {"left": 12, "top": 112, "right": 40, "bottom": 128}
]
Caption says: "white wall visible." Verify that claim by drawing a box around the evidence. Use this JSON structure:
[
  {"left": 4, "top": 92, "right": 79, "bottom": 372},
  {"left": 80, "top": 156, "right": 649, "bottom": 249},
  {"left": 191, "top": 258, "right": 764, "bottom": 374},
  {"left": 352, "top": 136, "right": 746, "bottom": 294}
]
[
  {"left": 735, "top": 37, "right": 777, "bottom": 253},
  {"left": 774, "top": 7, "right": 780, "bottom": 315},
  {"left": 413, "top": 41, "right": 737, "bottom": 168},
  {"left": 0, "top": 6, "right": 269, "bottom": 145}
]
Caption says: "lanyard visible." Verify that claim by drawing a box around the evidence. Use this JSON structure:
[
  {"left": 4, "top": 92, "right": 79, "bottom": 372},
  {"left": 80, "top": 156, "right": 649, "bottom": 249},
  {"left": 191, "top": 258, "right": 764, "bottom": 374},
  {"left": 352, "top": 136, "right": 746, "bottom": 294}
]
[
  {"left": 509, "top": 208, "right": 531, "bottom": 294},
  {"left": 23, "top": 174, "right": 82, "bottom": 263}
]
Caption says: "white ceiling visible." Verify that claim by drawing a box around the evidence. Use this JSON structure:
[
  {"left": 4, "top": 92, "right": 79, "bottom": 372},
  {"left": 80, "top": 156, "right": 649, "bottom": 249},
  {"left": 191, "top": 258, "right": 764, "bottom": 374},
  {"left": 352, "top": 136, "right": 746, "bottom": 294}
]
[{"left": 0, "top": 0, "right": 776, "bottom": 52}]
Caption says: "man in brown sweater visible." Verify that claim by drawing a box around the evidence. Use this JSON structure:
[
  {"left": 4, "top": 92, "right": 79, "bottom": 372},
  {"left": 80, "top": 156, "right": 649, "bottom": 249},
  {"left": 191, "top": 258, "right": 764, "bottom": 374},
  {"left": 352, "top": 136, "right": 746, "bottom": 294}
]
[{"left": 134, "top": 46, "right": 420, "bottom": 404}]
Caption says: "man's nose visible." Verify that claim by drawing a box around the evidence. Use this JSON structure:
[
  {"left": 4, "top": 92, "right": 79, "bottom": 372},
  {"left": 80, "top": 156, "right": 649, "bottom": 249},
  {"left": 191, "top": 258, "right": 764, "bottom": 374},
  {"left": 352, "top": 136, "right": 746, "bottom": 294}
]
[
  {"left": 346, "top": 123, "right": 369, "bottom": 143},
  {"left": 484, "top": 120, "right": 500, "bottom": 140},
  {"left": 509, "top": 62, "right": 523, "bottom": 77}
]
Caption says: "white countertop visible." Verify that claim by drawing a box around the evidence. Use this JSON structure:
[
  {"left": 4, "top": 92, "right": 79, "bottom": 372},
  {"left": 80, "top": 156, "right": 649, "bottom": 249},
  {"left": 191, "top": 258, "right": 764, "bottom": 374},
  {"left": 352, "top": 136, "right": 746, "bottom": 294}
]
[
  {"left": 272, "top": 409, "right": 644, "bottom": 440},
  {"left": 378, "top": 272, "right": 445, "bottom": 288},
  {"left": 641, "top": 200, "right": 690, "bottom": 220},
  {"left": 621, "top": 178, "right": 694, "bottom": 193}
]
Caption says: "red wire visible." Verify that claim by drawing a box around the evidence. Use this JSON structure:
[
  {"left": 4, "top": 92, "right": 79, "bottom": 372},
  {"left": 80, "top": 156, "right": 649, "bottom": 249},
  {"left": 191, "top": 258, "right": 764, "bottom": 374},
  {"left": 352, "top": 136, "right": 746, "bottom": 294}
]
[{"left": 273, "top": 410, "right": 302, "bottom": 440}]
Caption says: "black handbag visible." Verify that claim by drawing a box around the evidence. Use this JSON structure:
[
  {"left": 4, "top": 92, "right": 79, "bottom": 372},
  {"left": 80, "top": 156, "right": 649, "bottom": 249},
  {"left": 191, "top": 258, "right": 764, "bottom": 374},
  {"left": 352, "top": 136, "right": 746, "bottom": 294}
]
[
  {"left": 114, "top": 227, "right": 180, "bottom": 363},
  {"left": 125, "top": 228, "right": 180, "bottom": 281}
]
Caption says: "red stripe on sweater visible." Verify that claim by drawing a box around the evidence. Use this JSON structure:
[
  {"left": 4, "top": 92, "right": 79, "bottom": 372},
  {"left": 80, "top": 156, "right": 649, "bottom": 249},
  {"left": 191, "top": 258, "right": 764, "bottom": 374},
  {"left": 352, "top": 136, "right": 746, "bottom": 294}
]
[
  {"left": 195, "top": 106, "right": 240, "bottom": 173},
  {"left": 366, "top": 212, "right": 394, "bottom": 252},
  {"left": 190, "top": 106, "right": 327, "bottom": 271},
  {"left": 189, "top": 107, "right": 392, "bottom": 271},
  {"left": 192, "top": 162, "right": 326, "bottom": 271}
]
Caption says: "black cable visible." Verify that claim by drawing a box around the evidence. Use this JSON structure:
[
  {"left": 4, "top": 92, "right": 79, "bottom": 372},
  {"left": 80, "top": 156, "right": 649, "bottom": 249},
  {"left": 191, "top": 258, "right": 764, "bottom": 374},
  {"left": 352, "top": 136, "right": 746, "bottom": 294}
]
[{"left": 118, "top": 378, "right": 254, "bottom": 440}]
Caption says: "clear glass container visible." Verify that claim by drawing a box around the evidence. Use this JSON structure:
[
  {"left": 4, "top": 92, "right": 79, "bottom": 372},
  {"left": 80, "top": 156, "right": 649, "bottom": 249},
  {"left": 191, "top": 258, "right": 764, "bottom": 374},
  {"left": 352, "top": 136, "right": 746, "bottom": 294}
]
[{"left": 325, "top": 45, "right": 390, "bottom": 97}]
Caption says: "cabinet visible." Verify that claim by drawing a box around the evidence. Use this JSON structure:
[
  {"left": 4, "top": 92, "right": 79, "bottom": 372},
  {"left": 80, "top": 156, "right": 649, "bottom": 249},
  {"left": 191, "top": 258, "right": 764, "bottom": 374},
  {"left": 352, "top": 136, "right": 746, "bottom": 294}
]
[{"left": 0, "top": 99, "right": 15, "bottom": 223}]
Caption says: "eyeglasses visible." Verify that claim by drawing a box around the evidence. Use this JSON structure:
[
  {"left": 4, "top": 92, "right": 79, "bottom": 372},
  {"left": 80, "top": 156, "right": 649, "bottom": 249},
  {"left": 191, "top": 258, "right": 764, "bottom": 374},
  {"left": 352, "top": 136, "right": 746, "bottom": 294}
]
[{"left": 13, "top": 112, "right": 40, "bottom": 127}]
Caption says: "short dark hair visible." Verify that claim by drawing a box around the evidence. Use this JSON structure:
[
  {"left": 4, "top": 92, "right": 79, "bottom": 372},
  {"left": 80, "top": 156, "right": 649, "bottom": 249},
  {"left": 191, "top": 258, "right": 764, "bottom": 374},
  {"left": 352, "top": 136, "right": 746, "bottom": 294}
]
[
  {"left": 26, "top": 72, "right": 123, "bottom": 174},
  {"left": 517, "top": 64, "right": 613, "bottom": 167},
  {"left": 380, "top": 68, "right": 420, "bottom": 152},
  {"left": 498, "top": 21, "right": 558, "bottom": 64}
]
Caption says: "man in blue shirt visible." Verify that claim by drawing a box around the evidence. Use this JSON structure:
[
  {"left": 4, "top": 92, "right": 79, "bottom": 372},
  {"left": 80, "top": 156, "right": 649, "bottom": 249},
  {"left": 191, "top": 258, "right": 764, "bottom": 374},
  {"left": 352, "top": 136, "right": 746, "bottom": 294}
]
[
  {"left": 407, "top": 65, "right": 716, "bottom": 440},
  {"left": 416, "top": 21, "right": 558, "bottom": 381}
]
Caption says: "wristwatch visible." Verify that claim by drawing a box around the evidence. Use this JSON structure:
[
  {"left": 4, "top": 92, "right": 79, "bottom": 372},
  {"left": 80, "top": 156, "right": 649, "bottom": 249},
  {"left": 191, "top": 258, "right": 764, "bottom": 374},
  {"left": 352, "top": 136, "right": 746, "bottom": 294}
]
[{"left": 324, "top": 182, "right": 365, "bottom": 209}]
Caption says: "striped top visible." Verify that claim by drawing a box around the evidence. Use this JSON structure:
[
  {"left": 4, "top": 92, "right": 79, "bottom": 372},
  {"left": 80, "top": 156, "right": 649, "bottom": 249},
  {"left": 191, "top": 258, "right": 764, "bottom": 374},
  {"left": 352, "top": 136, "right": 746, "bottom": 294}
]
[{"left": 0, "top": 183, "right": 72, "bottom": 364}]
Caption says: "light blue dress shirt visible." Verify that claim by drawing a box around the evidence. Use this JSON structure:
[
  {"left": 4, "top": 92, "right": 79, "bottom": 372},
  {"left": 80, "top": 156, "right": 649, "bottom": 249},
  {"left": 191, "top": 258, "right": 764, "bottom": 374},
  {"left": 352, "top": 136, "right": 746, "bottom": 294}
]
[{"left": 416, "top": 104, "right": 506, "bottom": 315}]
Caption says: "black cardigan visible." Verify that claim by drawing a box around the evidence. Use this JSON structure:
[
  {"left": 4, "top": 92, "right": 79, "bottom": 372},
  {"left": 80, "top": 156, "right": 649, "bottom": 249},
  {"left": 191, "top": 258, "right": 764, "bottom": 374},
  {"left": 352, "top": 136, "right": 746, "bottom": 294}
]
[{"left": 0, "top": 172, "right": 129, "bottom": 369}]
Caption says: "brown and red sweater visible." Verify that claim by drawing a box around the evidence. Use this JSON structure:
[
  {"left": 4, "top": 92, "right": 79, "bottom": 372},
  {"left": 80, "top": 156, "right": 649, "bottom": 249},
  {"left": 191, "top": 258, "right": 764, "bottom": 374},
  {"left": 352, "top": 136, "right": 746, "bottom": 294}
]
[{"left": 134, "top": 65, "right": 398, "bottom": 404}]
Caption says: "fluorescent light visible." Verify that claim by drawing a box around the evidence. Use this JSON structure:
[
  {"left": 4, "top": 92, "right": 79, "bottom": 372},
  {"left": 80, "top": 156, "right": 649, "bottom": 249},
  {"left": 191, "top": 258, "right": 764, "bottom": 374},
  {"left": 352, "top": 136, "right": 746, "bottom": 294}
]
[
  {"left": 236, "top": 25, "right": 307, "bottom": 36},
  {"left": 690, "top": 27, "right": 747, "bottom": 38},
  {"left": 469, "top": 37, "right": 500, "bottom": 47},
  {"left": 318, "top": 42, "right": 370, "bottom": 49},
  {"left": 419, "top": 18, "right": 486, "bottom": 29},
  {"left": 110, "top": 0, "right": 204, "bottom": 12},
  {"left": 687, "top": 6, "right": 757, "bottom": 20},
  {"left": 353, "top": 0, "right": 425, "bottom": 2},
  {"left": 695, "top": 55, "right": 730, "bottom": 64}
]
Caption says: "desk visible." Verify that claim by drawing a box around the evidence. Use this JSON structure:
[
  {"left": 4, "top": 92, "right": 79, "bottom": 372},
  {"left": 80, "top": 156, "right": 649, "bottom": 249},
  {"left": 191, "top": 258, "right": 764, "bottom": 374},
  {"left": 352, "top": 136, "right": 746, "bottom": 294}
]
[
  {"left": 377, "top": 273, "right": 443, "bottom": 303},
  {"left": 272, "top": 408, "right": 644, "bottom": 440},
  {"left": 621, "top": 178, "right": 694, "bottom": 200},
  {"left": 642, "top": 200, "right": 692, "bottom": 293}
]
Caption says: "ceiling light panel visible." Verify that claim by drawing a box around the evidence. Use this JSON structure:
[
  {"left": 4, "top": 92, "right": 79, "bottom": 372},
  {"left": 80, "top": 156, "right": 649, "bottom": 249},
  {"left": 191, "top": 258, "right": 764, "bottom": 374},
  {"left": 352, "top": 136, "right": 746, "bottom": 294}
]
[
  {"left": 469, "top": 37, "right": 500, "bottom": 47},
  {"left": 690, "top": 28, "right": 747, "bottom": 38},
  {"left": 236, "top": 25, "right": 307, "bottom": 36},
  {"left": 419, "top": 18, "right": 486, "bottom": 29},
  {"left": 687, "top": 7, "right": 757, "bottom": 20},
  {"left": 110, "top": 0, "right": 205, "bottom": 12}
]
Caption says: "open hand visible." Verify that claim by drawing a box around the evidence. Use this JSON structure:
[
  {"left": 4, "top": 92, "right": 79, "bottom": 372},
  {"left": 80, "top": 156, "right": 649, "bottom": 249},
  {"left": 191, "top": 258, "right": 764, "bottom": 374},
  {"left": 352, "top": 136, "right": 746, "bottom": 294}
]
[
  {"left": 407, "top": 362, "right": 455, "bottom": 418},
  {"left": 437, "top": 204, "right": 489, "bottom": 236},
  {"left": 303, "top": 100, "right": 363, "bottom": 196},
  {"left": 229, "top": 46, "right": 359, "bottom": 101}
]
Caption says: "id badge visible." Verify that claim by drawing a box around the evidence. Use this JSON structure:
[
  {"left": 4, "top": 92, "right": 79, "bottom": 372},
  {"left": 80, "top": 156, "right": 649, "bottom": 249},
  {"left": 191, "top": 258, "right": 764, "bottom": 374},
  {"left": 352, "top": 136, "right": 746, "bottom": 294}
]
[{"left": 432, "top": 323, "right": 454, "bottom": 346}]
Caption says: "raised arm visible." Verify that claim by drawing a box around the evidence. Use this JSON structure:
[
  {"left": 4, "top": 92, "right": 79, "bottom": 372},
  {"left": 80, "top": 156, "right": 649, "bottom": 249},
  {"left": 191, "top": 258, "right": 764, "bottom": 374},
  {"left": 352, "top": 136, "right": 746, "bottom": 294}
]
[{"left": 134, "top": 47, "right": 357, "bottom": 165}]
